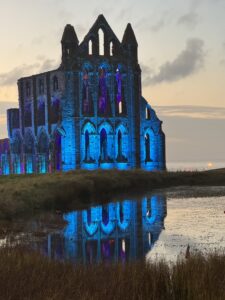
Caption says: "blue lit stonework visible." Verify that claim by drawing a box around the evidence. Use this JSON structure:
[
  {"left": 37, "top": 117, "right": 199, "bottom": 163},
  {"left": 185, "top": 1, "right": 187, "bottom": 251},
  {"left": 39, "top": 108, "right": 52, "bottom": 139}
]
[
  {"left": 37, "top": 195, "right": 167, "bottom": 264},
  {"left": 0, "top": 15, "right": 165, "bottom": 175}
]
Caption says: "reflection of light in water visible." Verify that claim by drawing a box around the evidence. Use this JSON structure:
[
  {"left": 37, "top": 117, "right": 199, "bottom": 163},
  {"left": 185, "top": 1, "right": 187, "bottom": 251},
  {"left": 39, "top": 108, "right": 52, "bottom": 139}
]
[
  {"left": 207, "top": 162, "right": 213, "bottom": 168},
  {"left": 122, "top": 239, "right": 126, "bottom": 252},
  {"left": 148, "top": 233, "right": 151, "bottom": 246}
]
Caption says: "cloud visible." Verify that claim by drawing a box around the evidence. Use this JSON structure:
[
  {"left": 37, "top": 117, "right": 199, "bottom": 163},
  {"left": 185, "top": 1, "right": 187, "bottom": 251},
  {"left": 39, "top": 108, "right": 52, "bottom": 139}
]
[
  {"left": 177, "top": 12, "right": 199, "bottom": 29},
  {"left": 143, "top": 38, "right": 205, "bottom": 86},
  {"left": 155, "top": 105, "right": 225, "bottom": 120},
  {"left": 135, "top": 17, "right": 165, "bottom": 33},
  {"left": 0, "top": 58, "right": 59, "bottom": 87},
  {"left": 0, "top": 64, "right": 39, "bottom": 86}
]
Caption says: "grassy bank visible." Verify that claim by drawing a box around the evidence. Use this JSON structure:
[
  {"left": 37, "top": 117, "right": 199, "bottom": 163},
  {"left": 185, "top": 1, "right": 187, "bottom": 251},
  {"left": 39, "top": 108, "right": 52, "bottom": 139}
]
[
  {"left": 0, "top": 169, "right": 225, "bottom": 219},
  {"left": 0, "top": 247, "right": 224, "bottom": 300}
]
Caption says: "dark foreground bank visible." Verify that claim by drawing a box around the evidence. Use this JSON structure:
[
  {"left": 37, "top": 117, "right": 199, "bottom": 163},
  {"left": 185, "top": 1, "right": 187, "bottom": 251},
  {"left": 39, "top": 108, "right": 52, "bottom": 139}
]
[
  {"left": 0, "top": 247, "right": 224, "bottom": 300},
  {"left": 0, "top": 169, "right": 225, "bottom": 219}
]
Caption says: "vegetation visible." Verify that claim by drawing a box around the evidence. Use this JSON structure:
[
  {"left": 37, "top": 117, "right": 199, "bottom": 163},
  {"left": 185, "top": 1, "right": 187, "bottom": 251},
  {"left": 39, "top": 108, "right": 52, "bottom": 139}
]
[
  {"left": 0, "top": 168, "right": 225, "bottom": 219},
  {"left": 0, "top": 247, "right": 224, "bottom": 300}
]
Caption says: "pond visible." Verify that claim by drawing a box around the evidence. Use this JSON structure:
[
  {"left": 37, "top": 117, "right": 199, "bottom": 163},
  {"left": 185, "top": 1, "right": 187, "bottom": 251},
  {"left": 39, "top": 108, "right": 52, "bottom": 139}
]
[{"left": 1, "top": 187, "right": 225, "bottom": 264}]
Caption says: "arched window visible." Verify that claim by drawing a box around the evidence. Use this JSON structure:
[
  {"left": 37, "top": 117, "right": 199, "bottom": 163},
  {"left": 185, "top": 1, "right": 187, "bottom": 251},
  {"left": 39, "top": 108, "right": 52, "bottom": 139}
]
[
  {"left": 118, "top": 130, "right": 122, "bottom": 159},
  {"left": 98, "top": 28, "right": 104, "bottom": 55},
  {"left": 83, "top": 71, "right": 90, "bottom": 114},
  {"left": 145, "top": 133, "right": 150, "bottom": 162},
  {"left": 88, "top": 40, "right": 93, "bottom": 55},
  {"left": 24, "top": 102, "right": 32, "bottom": 127},
  {"left": 85, "top": 130, "right": 90, "bottom": 161},
  {"left": 146, "top": 107, "right": 151, "bottom": 120},
  {"left": 51, "top": 98, "right": 60, "bottom": 123},
  {"left": 53, "top": 76, "right": 59, "bottom": 92},
  {"left": 38, "top": 79, "right": 44, "bottom": 94},
  {"left": 26, "top": 82, "right": 31, "bottom": 97},
  {"left": 37, "top": 99, "right": 45, "bottom": 126},
  {"left": 98, "top": 68, "right": 107, "bottom": 114},
  {"left": 116, "top": 69, "right": 123, "bottom": 114},
  {"left": 110, "top": 41, "right": 113, "bottom": 56},
  {"left": 100, "top": 128, "right": 107, "bottom": 161}
]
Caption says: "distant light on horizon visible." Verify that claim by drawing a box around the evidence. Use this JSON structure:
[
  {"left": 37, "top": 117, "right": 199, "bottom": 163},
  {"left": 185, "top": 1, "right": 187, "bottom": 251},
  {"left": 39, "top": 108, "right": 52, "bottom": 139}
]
[{"left": 207, "top": 162, "right": 213, "bottom": 168}]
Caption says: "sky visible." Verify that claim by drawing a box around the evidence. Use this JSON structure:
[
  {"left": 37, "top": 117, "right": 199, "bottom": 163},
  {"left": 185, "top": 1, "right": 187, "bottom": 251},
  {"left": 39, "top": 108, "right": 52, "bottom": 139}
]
[{"left": 0, "top": 0, "right": 225, "bottom": 166}]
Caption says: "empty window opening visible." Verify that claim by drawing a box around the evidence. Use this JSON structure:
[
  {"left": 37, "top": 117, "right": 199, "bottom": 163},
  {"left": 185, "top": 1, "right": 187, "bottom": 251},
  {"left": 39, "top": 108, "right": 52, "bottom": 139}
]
[
  {"left": 110, "top": 41, "right": 113, "bottom": 56},
  {"left": 98, "top": 28, "right": 104, "bottom": 55},
  {"left": 88, "top": 40, "right": 93, "bottom": 55},
  {"left": 119, "top": 101, "right": 122, "bottom": 114}
]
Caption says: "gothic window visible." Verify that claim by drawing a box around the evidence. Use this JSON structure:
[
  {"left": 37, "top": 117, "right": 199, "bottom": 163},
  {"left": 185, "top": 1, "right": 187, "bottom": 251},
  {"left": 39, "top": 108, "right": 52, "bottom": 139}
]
[
  {"left": 24, "top": 102, "right": 32, "bottom": 127},
  {"left": 117, "top": 130, "right": 122, "bottom": 159},
  {"left": 53, "top": 76, "right": 59, "bottom": 92},
  {"left": 51, "top": 98, "right": 60, "bottom": 123},
  {"left": 98, "top": 28, "right": 104, "bottom": 55},
  {"left": 83, "top": 71, "right": 92, "bottom": 115},
  {"left": 38, "top": 79, "right": 44, "bottom": 94},
  {"left": 98, "top": 69, "right": 107, "bottom": 114},
  {"left": 37, "top": 99, "right": 45, "bottom": 126},
  {"left": 100, "top": 128, "right": 107, "bottom": 161},
  {"left": 116, "top": 69, "right": 123, "bottom": 114},
  {"left": 146, "top": 107, "right": 151, "bottom": 120},
  {"left": 145, "top": 133, "right": 151, "bottom": 162},
  {"left": 110, "top": 41, "right": 113, "bottom": 56},
  {"left": 88, "top": 40, "right": 93, "bottom": 55},
  {"left": 85, "top": 130, "right": 90, "bottom": 161},
  {"left": 26, "top": 82, "right": 31, "bottom": 97}
]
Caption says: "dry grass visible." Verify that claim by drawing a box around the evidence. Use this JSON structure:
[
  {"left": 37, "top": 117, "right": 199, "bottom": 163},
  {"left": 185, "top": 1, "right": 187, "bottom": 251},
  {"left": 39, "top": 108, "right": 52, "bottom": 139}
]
[
  {"left": 0, "top": 169, "right": 225, "bottom": 219},
  {"left": 0, "top": 247, "right": 224, "bottom": 300}
]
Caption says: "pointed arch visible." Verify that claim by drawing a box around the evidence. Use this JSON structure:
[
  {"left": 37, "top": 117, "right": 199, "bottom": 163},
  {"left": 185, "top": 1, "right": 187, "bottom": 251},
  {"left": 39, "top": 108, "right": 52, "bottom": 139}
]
[{"left": 98, "top": 28, "right": 104, "bottom": 55}]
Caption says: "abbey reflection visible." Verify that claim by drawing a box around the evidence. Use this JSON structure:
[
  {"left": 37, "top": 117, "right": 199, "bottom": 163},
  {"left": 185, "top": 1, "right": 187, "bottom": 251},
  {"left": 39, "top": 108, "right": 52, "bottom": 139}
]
[{"left": 42, "top": 195, "right": 167, "bottom": 264}]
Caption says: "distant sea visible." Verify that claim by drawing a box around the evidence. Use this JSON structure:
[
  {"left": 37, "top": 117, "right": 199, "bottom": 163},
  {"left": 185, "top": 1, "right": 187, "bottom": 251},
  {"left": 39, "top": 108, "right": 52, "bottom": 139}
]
[{"left": 167, "top": 161, "right": 225, "bottom": 171}]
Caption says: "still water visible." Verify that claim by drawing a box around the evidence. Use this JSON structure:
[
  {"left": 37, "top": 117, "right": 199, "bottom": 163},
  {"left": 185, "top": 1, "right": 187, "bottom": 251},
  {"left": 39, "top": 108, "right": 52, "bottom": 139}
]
[{"left": 1, "top": 189, "right": 225, "bottom": 263}]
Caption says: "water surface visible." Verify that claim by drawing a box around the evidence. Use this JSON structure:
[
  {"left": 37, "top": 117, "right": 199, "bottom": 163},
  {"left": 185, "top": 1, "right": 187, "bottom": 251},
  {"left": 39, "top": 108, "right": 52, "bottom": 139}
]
[{"left": 1, "top": 188, "right": 225, "bottom": 264}]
